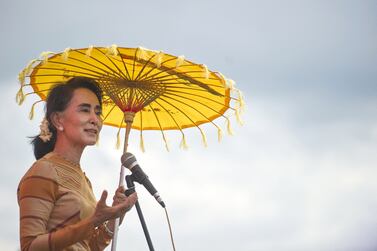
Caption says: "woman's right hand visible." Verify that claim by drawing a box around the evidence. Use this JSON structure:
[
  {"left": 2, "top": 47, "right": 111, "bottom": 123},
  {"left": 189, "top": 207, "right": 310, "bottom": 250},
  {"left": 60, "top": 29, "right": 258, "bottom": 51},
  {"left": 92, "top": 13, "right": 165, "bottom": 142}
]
[{"left": 91, "top": 190, "right": 138, "bottom": 227}]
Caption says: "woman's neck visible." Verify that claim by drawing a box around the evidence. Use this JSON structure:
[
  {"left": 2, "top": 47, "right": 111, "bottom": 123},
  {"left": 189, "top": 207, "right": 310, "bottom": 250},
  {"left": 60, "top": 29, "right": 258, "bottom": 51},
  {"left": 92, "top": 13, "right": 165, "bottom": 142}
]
[{"left": 53, "top": 139, "right": 84, "bottom": 165}]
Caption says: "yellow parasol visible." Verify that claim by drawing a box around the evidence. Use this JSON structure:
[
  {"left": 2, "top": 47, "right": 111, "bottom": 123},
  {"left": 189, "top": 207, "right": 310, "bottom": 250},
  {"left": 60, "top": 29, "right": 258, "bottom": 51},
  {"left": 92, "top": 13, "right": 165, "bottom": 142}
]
[
  {"left": 16, "top": 45, "right": 245, "bottom": 250},
  {"left": 17, "top": 45, "right": 244, "bottom": 150}
]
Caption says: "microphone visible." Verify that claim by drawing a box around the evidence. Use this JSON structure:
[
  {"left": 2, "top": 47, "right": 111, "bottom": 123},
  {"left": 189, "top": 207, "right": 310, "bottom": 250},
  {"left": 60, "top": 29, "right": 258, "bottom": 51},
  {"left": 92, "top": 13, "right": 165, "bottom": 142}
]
[{"left": 121, "top": 153, "right": 165, "bottom": 208}]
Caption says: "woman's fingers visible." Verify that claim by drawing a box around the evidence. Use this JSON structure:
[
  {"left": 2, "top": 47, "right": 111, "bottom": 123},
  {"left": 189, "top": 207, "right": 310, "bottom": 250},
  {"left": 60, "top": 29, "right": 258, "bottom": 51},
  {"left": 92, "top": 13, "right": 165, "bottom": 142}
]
[
  {"left": 112, "top": 186, "right": 129, "bottom": 205},
  {"left": 114, "top": 193, "right": 137, "bottom": 212},
  {"left": 117, "top": 186, "right": 125, "bottom": 193},
  {"left": 94, "top": 189, "right": 137, "bottom": 226},
  {"left": 98, "top": 190, "right": 108, "bottom": 206}
]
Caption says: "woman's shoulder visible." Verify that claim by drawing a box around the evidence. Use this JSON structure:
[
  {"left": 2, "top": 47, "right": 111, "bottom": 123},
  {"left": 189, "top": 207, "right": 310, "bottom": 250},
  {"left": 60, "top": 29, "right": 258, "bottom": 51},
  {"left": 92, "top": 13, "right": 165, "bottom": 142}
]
[
  {"left": 21, "top": 152, "right": 59, "bottom": 182},
  {"left": 17, "top": 153, "right": 61, "bottom": 203}
]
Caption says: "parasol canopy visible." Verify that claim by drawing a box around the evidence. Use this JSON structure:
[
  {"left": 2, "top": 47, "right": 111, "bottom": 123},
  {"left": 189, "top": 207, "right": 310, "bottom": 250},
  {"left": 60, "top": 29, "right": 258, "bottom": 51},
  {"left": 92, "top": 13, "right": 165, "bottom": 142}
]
[{"left": 17, "top": 45, "right": 245, "bottom": 150}]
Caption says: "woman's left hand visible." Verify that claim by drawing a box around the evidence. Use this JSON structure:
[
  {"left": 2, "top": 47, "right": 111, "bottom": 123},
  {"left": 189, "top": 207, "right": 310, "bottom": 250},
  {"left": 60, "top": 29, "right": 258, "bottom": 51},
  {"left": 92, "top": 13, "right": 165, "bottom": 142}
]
[{"left": 112, "top": 186, "right": 132, "bottom": 224}]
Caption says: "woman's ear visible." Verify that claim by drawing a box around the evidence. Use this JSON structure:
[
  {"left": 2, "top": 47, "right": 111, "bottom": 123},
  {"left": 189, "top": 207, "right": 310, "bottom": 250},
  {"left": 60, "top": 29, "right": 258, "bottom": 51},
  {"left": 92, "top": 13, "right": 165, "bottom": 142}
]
[{"left": 51, "top": 112, "right": 64, "bottom": 132}]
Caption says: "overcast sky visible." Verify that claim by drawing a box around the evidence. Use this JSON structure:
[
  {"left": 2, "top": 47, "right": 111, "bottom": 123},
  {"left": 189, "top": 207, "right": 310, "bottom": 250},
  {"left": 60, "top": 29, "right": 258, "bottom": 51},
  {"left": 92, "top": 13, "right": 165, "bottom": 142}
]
[{"left": 1, "top": 0, "right": 377, "bottom": 250}]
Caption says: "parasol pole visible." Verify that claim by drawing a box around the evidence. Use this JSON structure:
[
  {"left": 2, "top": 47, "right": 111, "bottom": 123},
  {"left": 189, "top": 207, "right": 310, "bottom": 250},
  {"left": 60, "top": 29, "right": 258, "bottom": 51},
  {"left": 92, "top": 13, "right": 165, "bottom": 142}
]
[{"left": 111, "top": 111, "right": 135, "bottom": 251}]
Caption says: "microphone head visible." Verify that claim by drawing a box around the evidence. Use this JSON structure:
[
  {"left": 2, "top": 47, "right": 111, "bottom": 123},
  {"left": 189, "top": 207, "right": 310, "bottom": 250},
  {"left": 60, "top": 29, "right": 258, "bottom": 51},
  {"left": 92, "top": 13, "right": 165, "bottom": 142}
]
[
  {"left": 121, "top": 152, "right": 137, "bottom": 170},
  {"left": 120, "top": 153, "right": 129, "bottom": 166}
]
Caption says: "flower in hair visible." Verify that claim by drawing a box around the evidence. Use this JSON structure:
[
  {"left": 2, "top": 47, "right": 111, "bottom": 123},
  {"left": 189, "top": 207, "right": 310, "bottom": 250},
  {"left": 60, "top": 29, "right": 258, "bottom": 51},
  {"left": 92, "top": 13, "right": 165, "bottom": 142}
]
[{"left": 39, "top": 117, "right": 52, "bottom": 142}]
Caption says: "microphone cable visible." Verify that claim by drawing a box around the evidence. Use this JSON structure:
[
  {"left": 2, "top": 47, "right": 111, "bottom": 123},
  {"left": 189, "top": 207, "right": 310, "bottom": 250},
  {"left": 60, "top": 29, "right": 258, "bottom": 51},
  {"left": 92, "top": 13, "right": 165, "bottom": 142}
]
[{"left": 164, "top": 207, "right": 176, "bottom": 251}]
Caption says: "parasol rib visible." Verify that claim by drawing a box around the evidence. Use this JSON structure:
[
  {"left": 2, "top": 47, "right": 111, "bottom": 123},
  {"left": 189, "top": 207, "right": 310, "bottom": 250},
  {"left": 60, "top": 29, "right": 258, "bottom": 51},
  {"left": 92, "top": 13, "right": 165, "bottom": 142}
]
[
  {"left": 148, "top": 103, "right": 170, "bottom": 150},
  {"left": 49, "top": 50, "right": 127, "bottom": 80},
  {"left": 157, "top": 94, "right": 224, "bottom": 128},
  {"left": 163, "top": 89, "right": 234, "bottom": 111},
  {"left": 32, "top": 67, "right": 104, "bottom": 79},
  {"left": 115, "top": 48, "right": 132, "bottom": 80},
  {"left": 93, "top": 48, "right": 130, "bottom": 80},
  {"left": 73, "top": 49, "right": 129, "bottom": 80},
  {"left": 153, "top": 99, "right": 186, "bottom": 136},
  {"left": 47, "top": 56, "right": 125, "bottom": 79},
  {"left": 102, "top": 103, "right": 118, "bottom": 121},
  {"left": 135, "top": 56, "right": 176, "bottom": 81},
  {"left": 133, "top": 53, "right": 157, "bottom": 81},
  {"left": 161, "top": 92, "right": 232, "bottom": 118}
]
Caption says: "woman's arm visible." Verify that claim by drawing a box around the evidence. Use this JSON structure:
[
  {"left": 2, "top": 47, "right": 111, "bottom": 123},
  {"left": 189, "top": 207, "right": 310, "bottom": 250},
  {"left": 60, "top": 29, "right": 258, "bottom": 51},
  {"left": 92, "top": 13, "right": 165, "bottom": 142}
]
[
  {"left": 18, "top": 172, "right": 97, "bottom": 251},
  {"left": 87, "top": 188, "right": 137, "bottom": 251}
]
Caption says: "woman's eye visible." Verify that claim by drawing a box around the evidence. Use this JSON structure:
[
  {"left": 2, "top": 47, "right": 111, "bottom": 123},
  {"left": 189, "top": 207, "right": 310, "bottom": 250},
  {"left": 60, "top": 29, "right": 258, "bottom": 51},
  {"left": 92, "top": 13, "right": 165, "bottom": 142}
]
[{"left": 81, "top": 108, "right": 90, "bottom": 113}]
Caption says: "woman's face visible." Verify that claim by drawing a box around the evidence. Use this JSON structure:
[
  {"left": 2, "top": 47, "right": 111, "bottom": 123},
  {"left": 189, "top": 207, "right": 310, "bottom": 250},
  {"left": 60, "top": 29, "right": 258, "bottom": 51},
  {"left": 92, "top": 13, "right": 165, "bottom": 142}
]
[{"left": 56, "top": 88, "right": 103, "bottom": 148}]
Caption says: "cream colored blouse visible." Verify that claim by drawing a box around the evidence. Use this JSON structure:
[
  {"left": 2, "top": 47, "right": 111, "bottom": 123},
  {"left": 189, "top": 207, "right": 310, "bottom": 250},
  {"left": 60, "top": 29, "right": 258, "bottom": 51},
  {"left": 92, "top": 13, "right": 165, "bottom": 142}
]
[{"left": 18, "top": 152, "right": 112, "bottom": 251}]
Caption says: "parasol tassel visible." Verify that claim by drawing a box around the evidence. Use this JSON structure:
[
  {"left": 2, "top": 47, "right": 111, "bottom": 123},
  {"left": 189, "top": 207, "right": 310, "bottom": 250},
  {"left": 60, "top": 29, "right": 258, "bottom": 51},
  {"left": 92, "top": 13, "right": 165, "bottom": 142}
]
[
  {"left": 24, "top": 59, "right": 37, "bottom": 76},
  {"left": 29, "top": 100, "right": 42, "bottom": 120},
  {"left": 237, "top": 89, "right": 245, "bottom": 113},
  {"left": 199, "top": 128, "right": 208, "bottom": 147},
  {"left": 176, "top": 55, "right": 185, "bottom": 68},
  {"left": 226, "top": 78, "right": 236, "bottom": 90},
  {"left": 107, "top": 44, "right": 119, "bottom": 56},
  {"left": 18, "top": 70, "right": 26, "bottom": 86},
  {"left": 19, "top": 58, "right": 37, "bottom": 86},
  {"left": 162, "top": 133, "right": 170, "bottom": 152},
  {"left": 140, "top": 132, "right": 145, "bottom": 153},
  {"left": 155, "top": 51, "right": 163, "bottom": 68},
  {"left": 217, "top": 126, "right": 223, "bottom": 142},
  {"left": 137, "top": 46, "right": 148, "bottom": 61},
  {"left": 180, "top": 134, "right": 189, "bottom": 150},
  {"left": 39, "top": 51, "right": 54, "bottom": 65},
  {"left": 226, "top": 117, "right": 234, "bottom": 135},
  {"left": 86, "top": 45, "right": 94, "bottom": 57},
  {"left": 61, "top": 47, "right": 71, "bottom": 61},
  {"left": 235, "top": 108, "right": 244, "bottom": 126},
  {"left": 16, "top": 88, "right": 25, "bottom": 105},
  {"left": 202, "top": 64, "right": 210, "bottom": 79},
  {"left": 116, "top": 127, "right": 121, "bottom": 149}
]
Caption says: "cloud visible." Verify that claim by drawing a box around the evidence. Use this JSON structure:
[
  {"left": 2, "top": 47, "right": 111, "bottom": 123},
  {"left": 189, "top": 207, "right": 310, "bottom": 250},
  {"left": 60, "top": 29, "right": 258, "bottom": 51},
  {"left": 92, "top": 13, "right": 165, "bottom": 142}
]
[{"left": 1, "top": 1, "right": 377, "bottom": 251}]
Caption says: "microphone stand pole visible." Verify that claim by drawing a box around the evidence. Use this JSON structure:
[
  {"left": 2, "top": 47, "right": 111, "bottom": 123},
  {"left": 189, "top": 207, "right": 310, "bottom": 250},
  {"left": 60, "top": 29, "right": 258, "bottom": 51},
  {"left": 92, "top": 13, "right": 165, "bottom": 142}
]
[
  {"left": 111, "top": 112, "right": 134, "bottom": 251},
  {"left": 125, "top": 175, "right": 155, "bottom": 251}
]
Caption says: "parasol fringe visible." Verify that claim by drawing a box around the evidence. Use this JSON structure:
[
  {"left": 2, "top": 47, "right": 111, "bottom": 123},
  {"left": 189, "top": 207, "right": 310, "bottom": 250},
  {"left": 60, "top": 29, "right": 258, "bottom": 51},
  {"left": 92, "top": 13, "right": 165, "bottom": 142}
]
[
  {"left": 29, "top": 100, "right": 42, "bottom": 120},
  {"left": 86, "top": 45, "right": 94, "bottom": 57},
  {"left": 140, "top": 132, "right": 145, "bottom": 153},
  {"left": 16, "top": 87, "right": 25, "bottom": 105},
  {"left": 235, "top": 108, "right": 244, "bottom": 126},
  {"left": 163, "top": 132, "right": 170, "bottom": 152},
  {"left": 39, "top": 51, "right": 54, "bottom": 65},
  {"left": 214, "top": 71, "right": 227, "bottom": 88},
  {"left": 137, "top": 46, "right": 149, "bottom": 61},
  {"left": 155, "top": 51, "right": 163, "bottom": 68},
  {"left": 199, "top": 128, "right": 208, "bottom": 147},
  {"left": 179, "top": 133, "right": 189, "bottom": 150},
  {"left": 18, "top": 70, "right": 26, "bottom": 86},
  {"left": 18, "top": 58, "right": 37, "bottom": 86},
  {"left": 202, "top": 64, "right": 210, "bottom": 79},
  {"left": 107, "top": 44, "right": 119, "bottom": 56},
  {"left": 24, "top": 59, "right": 38, "bottom": 76},
  {"left": 226, "top": 78, "right": 236, "bottom": 90},
  {"left": 237, "top": 89, "right": 245, "bottom": 113},
  {"left": 116, "top": 127, "right": 121, "bottom": 149},
  {"left": 226, "top": 117, "right": 234, "bottom": 136},
  {"left": 217, "top": 126, "right": 223, "bottom": 142},
  {"left": 175, "top": 55, "right": 185, "bottom": 68},
  {"left": 62, "top": 47, "right": 71, "bottom": 61}
]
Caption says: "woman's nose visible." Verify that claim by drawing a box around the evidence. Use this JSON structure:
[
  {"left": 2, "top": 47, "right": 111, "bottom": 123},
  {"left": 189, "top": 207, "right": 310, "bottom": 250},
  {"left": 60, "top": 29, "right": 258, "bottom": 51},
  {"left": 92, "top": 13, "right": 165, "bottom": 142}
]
[{"left": 90, "top": 111, "right": 100, "bottom": 125}]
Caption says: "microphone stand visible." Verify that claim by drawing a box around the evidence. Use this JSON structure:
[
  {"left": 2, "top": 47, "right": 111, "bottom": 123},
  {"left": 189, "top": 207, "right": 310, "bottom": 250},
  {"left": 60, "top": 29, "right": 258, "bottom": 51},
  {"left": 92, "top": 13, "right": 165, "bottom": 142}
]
[{"left": 125, "top": 175, "right": 155, "bottom": 251}]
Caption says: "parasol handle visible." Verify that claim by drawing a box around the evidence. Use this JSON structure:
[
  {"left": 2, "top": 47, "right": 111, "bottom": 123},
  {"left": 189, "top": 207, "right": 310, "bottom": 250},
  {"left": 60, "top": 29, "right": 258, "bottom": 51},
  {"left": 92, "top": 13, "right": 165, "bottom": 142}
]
[{"left": 111, "top": 112, "right": 135, "bottom": 251}]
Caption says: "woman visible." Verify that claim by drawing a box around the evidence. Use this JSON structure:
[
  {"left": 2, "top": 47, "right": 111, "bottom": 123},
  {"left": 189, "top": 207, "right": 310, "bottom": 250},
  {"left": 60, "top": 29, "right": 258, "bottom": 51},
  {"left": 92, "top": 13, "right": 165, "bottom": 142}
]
[{"left": 17, "top": 77, "right": 138, "bottom": 251}]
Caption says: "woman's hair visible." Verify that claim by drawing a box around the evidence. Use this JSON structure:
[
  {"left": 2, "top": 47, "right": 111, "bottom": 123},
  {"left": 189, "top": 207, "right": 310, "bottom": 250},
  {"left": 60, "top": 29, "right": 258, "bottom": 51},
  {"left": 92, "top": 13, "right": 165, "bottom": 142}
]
[{"left": 31, "top": 77, "right": 103, "bottom": 160}]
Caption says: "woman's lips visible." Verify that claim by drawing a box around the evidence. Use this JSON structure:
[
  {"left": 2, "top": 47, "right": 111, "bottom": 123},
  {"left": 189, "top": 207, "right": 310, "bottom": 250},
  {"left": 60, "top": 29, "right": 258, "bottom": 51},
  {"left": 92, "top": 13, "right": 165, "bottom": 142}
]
[{"left": 84, "top": 129, "right": 98, "bottom": 135}]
